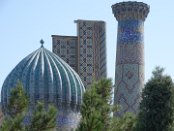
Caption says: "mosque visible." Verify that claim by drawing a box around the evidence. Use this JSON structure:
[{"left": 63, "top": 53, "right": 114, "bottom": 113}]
[
  {"left": 1, "top": 41, "right": 85, "bottom": 130},
  {"left": 0, "top": 1, "right": 149, "bottom": 130}
]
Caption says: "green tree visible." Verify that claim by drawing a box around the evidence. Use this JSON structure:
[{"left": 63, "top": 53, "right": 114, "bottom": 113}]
[
  {"left": 0, "top": 81, "right": 27, "bottom": 131},
  {"left": 0, "top": 81, "right": 57, "bottom": 131},
  {"left": 77, "top": 78, "right": 113, "bottom": 131},
  {"left": 95, "top": 78, "right": 114, "bottom": 129},
  {"left": 25, "top": 102, "right": 57, "bottom": 131},
  {"left": 77, "top": 86, "right": 103, "bottom": 131},
  {"left": 135, "top": 67, "right": 174, "bottom": 131},
  {"left": 7, "top": 81, "right": 28, "bottom": 118},
  {"left": 0, "top": 115, "right": 25, "bottom": 131},
  {"left": 111, "top": 113, "right": 136, "bottom": 131}
]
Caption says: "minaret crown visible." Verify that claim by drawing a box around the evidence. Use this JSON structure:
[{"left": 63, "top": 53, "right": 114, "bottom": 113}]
[{"left": 112, "top": 1, "right": 150, "bottom": 21}]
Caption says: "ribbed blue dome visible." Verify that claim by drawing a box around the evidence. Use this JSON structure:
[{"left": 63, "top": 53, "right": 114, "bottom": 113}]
[{"left": 1, "top": 46, "right": 85, "bottom": 110}]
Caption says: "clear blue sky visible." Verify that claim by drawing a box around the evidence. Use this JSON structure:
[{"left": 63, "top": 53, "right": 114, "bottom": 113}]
[{"left": 1, "top": 0, "right": 174, "bottom": 91}]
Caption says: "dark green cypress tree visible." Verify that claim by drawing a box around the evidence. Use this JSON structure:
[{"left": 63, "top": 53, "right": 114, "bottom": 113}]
[{"left": 135, "top": 67, "right": 174, "bottom": 131}]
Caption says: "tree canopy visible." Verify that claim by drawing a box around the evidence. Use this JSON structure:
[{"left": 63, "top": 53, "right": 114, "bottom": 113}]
[
  {"left": 77, "top": 78, "right": 113, "bottom": 131},
  {"left": 135, "top": 67, "right": 174, "bottom": 131},
  {"left": 0, "top": 81, "right": 57, "bottom": 131}
]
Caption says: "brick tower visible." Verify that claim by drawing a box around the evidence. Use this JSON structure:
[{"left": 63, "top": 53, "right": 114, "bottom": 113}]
[
  {"left": 112, "top": 2, "right": 149, "bottom": 115},
  {"left": 52, "top": 20, "right": 107, "bottom": 88}
]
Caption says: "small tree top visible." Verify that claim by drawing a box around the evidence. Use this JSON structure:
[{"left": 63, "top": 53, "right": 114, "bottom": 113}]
[{"left": 152, "top": 66, "right": 165, "bottom": 78}]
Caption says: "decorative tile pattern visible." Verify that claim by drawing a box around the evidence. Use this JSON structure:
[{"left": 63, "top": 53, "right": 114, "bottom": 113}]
[
  {"left": 112, "top": 2, "right": 149, "bottom": 116},
  {"left": 76, "top": 20, "right": 107, "bottom": 88},
  {"left": 78, "top": 21, "right": 94, "bottom": 88},
  {"left": 52, "top": 20, "right": 107, "bottom": 89},
  {"left": 57, "top": 110, "right": 81, "bottom": 130},
  {"left": 23, "top": 109, "right": 81, "bottom": 130},
  {"left": 118, "top": 20, "right": 144, "bottom": 44},
  {"left": 116, "top": 44, "right": 144, "bottom": 65},
  {"left": 52, "top": 36, "right": 78, "bottom": 72}
]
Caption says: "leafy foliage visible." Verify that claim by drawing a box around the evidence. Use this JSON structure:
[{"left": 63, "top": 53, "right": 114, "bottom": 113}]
[
  {"left": 25, "top": 102, "right": 57, "bottom": 131},
  {"left": 77, "top": 78, "right": 113, "bottom": 131},
  {"left": 7, "top": 81, "right": 28, "bottom": 118},
  {"left": 0, "top": 81, "right": 27, "bottom": 131},
  {"left": 77, "top": 89, "right": 103, "bottom": 131},
  {"left": 0, "top": 114, "right": 25, "bottom": 131},
  {"left": 111, "top": 113, "right": 136, "bottom": 131},
  {"left": 0, "top": 81, "right": 57, "bottom": 131},
  {"left": 135, "top": 67, "right": 174, "bottom": 131}
]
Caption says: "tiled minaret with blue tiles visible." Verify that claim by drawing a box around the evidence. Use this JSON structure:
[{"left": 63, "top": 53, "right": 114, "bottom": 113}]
[{"left": 112, "top": 2, "right": 149, "bottom": 115}]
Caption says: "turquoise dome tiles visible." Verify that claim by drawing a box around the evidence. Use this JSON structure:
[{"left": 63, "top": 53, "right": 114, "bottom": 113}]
[{"left": 1, "top": 45, "right": 85, "bottom": 129}]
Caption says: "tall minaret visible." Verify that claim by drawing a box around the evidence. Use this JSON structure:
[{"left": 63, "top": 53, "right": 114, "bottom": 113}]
[{"left": 112, "top": 2, "right": 149, "bottom": 116}]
